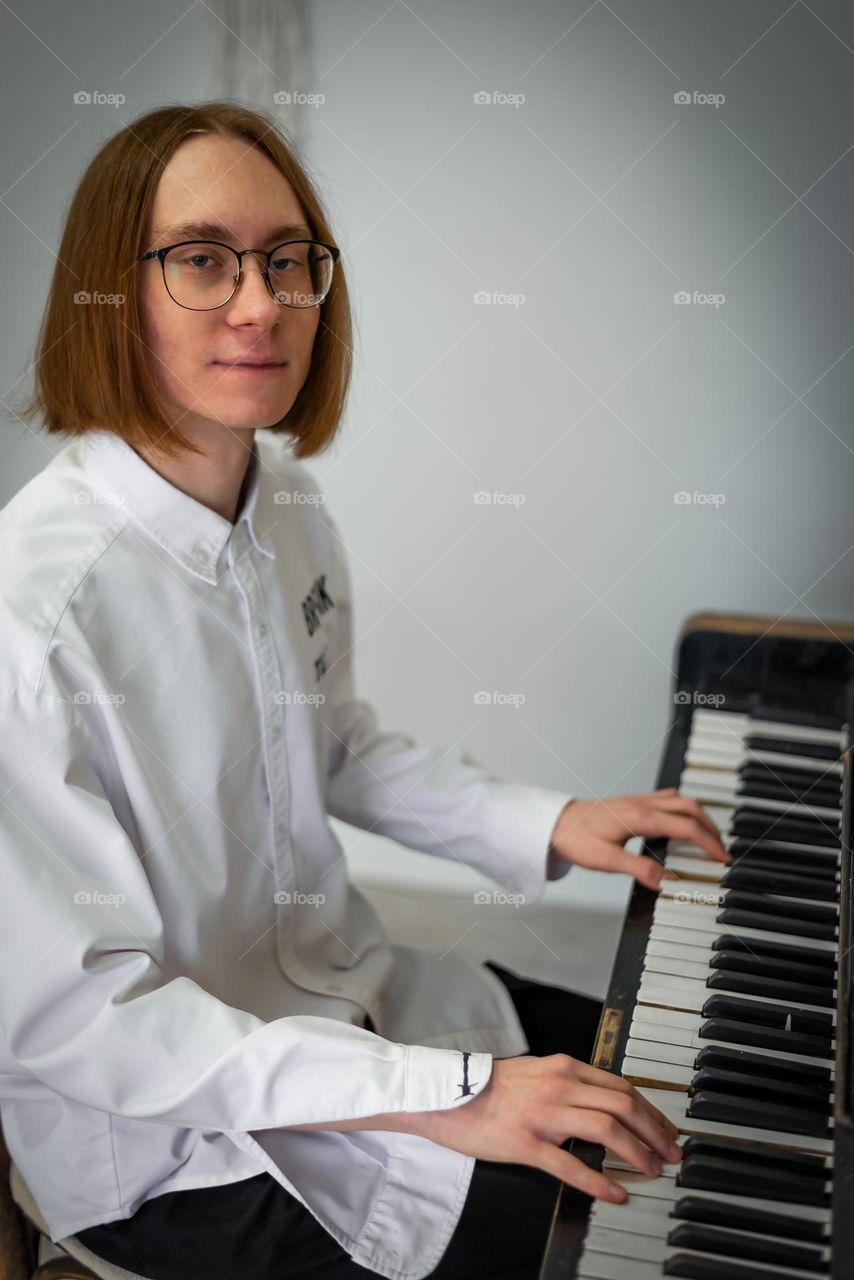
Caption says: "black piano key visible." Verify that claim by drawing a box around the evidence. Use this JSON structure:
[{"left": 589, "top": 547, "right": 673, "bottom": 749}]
[
  {"left": 673, "top": 1194, "right": 828, "bottom": 1244},
  {"left": 687, "top": 1089, "right": 830, "bottom": 1138},
  {"left": 680, "top": 1133, "right": 830, "bottom": 1176},
  {"left": 665, "top": 1250, "right": 819, "bottom": 1279},
  {"left": 721, "top": 865, "right": 838, "bottom": 902},
  {"left": 748, "top": 705, "right": 842, "bottom": 731},
  {"left": 732, "top": 809, "right": 841, "bottom": 847},
  {"left": 745, "top": 734, "right": 840, "bottom": 762},
  {"left": 699, "top": 1017, "right": 834, "bottom": 1058},
  {"left": 705, "top": 969, "right": 835, "bottom": 1008},
  {"left": 692, "top": 1044, "right": 833, "bottom": 1086},
  {"left": 727, "top": 849, "right": 839, "bottom": 880},
  {"left": 738, "top": 765, "right": 841, "bottom": 805},
  {"left": 717, "top": 907, "right": 837, "bottom": 941},
  {"left": 688, "top": 1066, "right": 830, "bottom": 1111},
  {"left": 709, "top": 950, "right": 836, "bottom": 988},
  {"left": 741, "top": 759, "right": 841, "bottom": 791},
  {"left": 727, "top": 834, "right": 839, "bottom": 875},
  {"left": 666, "top": 1221, "right": 827, "bottom": 1273},
  {"left": 725, "top": 855, "right": 841, "bottom": 886},
  {"left": 711, "top": 934, "right": 837, "bottom": 971},
  {"left": 677, "top": 1155, "right": 830, "bottom": 1206},
  {"left": 720, "top": 890, "right": 837, "bottom": 924},
  {"left": 736, "top": 779, "right": 841, "bottom": 813},
  {"left": 700, "top": 993, "right": 833, "bottom": 1033}
]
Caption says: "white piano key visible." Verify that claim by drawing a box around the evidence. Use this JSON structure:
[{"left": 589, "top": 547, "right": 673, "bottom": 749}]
[
  {"left": 643, "top": 954, "right": 711, "bottom": 982},
  {"left": 621, "top": 1055, "right": 693, "bottom": 1088},
  {"left": 642, "top": 948, "right": 837, "bottom": 992},
  {"left": 664, "top": 852, "right": 841, "bottom": 881},
  {"left": 686, "top": 739, "right": 843, "bottom": 774},
  {"left": 636, "top": 1086, "right": 833, "bottom": 1154},
  {"left": 601, "top": 1168, "right": 833, "bottom": 1208},
  {"left": 653, "top": 900, "right": 838, "bottom": 950},
  {"left": 590, "top": 1195, "right": 831, "bottom": 1237},
  {"left": 679, "top": 779, "right": 841, "bottom": 821},
  {"left": 577, "top": 1252, "right": 662, "bottom": 1280},
  {"left": 583, "top": 1225, "right": 831, "bottom": 1276},
  {"left": 690, "top": 710, "right": 844, "bottom": 748},
  {"left": 627, "top": 1013, "right": 835, "bottom": 1072},
  {"left": 637, "top": 974, "right": 837, "bottom": 1021},
  {"left": 665, "top": 854, "right": 726, "bottom": 879},
  {"left": 658, "top": 878, "right": 839, "bottom": 916},
  {"left": 585, "top": 1226, "right": 669, "bottom": 1263}
]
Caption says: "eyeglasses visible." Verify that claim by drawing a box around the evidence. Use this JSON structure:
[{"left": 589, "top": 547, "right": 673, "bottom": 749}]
[{"left": 136, "top": 239, "right": 340, "bottom": 311}]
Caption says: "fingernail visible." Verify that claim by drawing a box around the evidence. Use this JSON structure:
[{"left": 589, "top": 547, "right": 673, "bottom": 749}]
[
  {"left": 668, "top": 1142, "right": 683, "bottom": 1161},
  {"left": 648, "top": 1158, "right": 663, "bottom": 1176},
  {"left": 661, "top": 870, "right": 678, "bottom": 882},
  {"left": 607, "top": 1183, "right": 626, "bottom": 1202}
]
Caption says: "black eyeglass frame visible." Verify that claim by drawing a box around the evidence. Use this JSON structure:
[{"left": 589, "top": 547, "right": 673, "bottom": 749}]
[{"left": 136, "top": 238, "right": 341, "bottom": 310}]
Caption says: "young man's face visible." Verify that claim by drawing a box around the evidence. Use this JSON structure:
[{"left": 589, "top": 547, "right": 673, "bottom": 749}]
[{"left": 140, "top": 133, "right": 322, "bottom": 438}]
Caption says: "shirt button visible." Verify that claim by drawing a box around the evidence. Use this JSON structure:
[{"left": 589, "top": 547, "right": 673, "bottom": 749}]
[
  {"left": 256, "top": 621, "right": 268, "bottom": 638},
  {"left": 194, "top": 547, "right": 209, "bottom": 564},
  {"left": 272, "top": 723, "right": 282, "bottom": 741}
]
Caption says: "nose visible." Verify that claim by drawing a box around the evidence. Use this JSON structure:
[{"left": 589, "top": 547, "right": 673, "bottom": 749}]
[{"left": 227, "top": 252, "right": 280, "bottom": 325}]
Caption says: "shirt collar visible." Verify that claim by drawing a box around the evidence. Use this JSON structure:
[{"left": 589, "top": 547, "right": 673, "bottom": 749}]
[{"left": 83, "top": 429, "right": 276, "bottom": 584}]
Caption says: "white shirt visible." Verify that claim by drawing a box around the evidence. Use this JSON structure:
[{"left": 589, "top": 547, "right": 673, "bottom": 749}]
[{"left": 0, "top": 428, "right": 573, "bottom": 1279}]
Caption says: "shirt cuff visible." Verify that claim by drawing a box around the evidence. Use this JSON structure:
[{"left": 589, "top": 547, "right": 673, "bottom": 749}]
[{"left": 403, "top": 1044, "right": 493, "bottom": 1111}]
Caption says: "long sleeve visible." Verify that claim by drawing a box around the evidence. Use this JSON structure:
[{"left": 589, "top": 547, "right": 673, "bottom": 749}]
[
  {"left": 0, "top": 687, "right": 492, "bottom": 1131},
  {"left": 321, "top": 517, "right": 574, "bottom": 903}
]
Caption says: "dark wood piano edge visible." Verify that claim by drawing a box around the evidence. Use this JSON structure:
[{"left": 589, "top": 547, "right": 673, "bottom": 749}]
[
  {"left": 537, "top": 610, "right": 854, "bottom": 1280},
  {"left": 833, "top": 745, "right": 854, "bottom": 1265}
]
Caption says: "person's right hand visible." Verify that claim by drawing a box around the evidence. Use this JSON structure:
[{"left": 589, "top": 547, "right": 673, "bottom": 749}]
[{"left": 403, "top": 1053, "right": 682, "bottom": 1203}]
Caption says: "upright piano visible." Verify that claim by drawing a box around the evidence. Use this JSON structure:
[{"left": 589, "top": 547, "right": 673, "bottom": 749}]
[{"left": 539, "top": 611, "right": 854, "bottom": 1280}]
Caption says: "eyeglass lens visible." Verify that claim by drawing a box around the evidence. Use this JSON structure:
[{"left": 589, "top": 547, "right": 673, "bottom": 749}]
[{"left": 161, "top": 241, "right": 333, "bottom": 310}]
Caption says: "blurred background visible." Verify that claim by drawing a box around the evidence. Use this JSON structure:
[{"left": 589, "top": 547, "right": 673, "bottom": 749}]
[{"left": 2, "top": 0, "right": 853, "bottom": 997}]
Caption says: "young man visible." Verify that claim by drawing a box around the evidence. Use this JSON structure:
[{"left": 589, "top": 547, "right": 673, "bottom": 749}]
[{"left": 1, "top": 103, "right": 727, "bottom": 1280}]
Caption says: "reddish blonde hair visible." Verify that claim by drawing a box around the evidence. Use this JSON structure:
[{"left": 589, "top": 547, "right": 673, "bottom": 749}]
[{"left": 20, "top": 102, "right": 352, "bottom": 460}]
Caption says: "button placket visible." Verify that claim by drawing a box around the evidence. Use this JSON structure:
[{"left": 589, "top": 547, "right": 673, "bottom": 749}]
[{"left": 229, "top": 548, "right": 294, "bottom": 905}]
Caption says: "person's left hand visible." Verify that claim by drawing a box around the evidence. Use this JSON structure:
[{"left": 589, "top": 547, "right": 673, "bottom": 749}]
[{"left": 548, "top": 787, "right": 730, "bottom": 891}]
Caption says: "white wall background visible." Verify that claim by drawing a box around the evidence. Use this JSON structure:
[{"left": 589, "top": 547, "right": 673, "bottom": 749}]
[{"left": 2, "top": 1, "right": 853, "bottom": 993}]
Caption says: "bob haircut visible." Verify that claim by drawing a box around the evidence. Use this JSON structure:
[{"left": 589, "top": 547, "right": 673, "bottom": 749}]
[{"left": 20, "top": 101, "right": 352, "bottom": 460}]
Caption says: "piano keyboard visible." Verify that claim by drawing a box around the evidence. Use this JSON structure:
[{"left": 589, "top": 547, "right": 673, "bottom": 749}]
[{"left": 575, "top": 706, "right": 846, "bottom": 1280}]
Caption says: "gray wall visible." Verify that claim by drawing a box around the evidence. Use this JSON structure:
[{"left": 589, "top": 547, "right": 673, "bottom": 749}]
[{"left": 2, "top": 2, "right": 853, "bottom": 927}]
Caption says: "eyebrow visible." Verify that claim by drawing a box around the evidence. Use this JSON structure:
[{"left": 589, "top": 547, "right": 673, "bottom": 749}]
[{"left": 151, "top": 220, "right": 315, "bottom": 246}]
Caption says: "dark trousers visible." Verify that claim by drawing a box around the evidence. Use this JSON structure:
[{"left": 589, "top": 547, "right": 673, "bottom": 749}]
[{"left": 75, "top": 962, "right": 603, "bottom": 1279}]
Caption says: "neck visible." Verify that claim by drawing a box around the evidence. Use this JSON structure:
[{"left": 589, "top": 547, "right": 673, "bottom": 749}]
[{"left": 137, "top": 425, "right": 257, "bottom": 524}]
